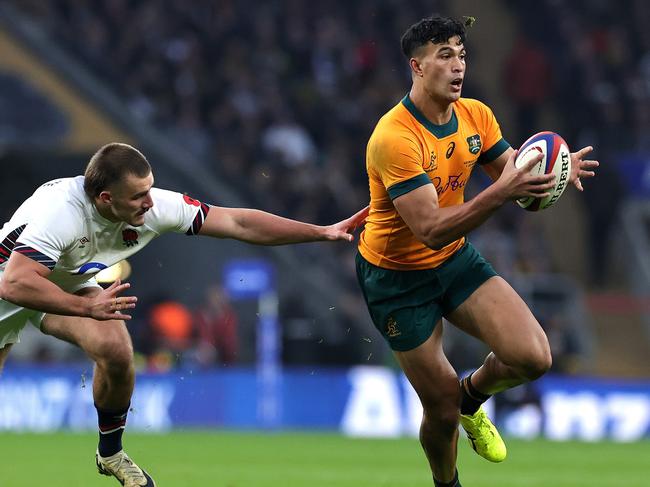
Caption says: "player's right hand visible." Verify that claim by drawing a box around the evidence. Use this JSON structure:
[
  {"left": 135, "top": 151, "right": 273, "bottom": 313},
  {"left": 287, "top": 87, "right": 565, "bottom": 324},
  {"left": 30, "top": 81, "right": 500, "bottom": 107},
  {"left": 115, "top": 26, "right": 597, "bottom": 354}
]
[
  {"left": 88, "top": 279, "right": 138, "bottom": 321},
  {"left": 496, "top": 150, "right": 556, "bottom": 201}
]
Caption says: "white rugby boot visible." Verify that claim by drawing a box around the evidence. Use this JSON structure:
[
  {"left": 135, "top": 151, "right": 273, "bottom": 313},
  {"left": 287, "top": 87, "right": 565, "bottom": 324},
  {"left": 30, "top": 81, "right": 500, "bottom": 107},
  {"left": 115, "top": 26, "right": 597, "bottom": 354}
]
[{"left": 96, "top": 449, "right": 156, "bottom": 487}]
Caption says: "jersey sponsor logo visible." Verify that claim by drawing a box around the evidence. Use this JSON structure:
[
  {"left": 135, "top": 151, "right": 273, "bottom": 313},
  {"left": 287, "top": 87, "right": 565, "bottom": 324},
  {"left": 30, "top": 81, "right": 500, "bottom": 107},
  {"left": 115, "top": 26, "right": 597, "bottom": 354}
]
[
  {"left": 40, "top": 179, "right": 64, "bottom": 188},
  {"left": 463, "top": 159, "right": 477, "bottom": 169},
  {"left": 386, "top": 317, "right": 401, "bottom": 338},
  {"left": 122, "top": 229, "right": 139, "bottom": 248},
  {"left": 183, "top": 194, "right": 201, "bottom": 207},
  {"left": 466, "top": 134, "right": 482, "bottom": 154},
  {"left": 432, "top": 174, "right": 467, "bottom": 195},
  {"left": 446, "top": 141, "right": 456, "bottom": 158},
  {"left": 423, "top": 151, "right": 438, "bottom": 172},
  {"left": 75, "top": 262, "right": 108, "bottom": 275}
]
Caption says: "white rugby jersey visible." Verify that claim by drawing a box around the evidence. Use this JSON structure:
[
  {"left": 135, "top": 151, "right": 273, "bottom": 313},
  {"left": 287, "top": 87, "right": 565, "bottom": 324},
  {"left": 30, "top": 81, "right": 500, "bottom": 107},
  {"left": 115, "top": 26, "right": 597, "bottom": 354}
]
[{"left": 0, "top": 176, "right": 209, "bottom": 291}]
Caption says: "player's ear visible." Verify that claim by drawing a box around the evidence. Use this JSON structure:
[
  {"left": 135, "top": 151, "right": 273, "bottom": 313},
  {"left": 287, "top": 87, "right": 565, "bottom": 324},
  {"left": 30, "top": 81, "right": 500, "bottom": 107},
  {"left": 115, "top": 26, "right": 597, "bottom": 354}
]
[
  {"left": 410, "top": 58, "right": 423, "bottom": 77},
  {"left": 99, "top": 190, "right": 112, "bottom": 204}
]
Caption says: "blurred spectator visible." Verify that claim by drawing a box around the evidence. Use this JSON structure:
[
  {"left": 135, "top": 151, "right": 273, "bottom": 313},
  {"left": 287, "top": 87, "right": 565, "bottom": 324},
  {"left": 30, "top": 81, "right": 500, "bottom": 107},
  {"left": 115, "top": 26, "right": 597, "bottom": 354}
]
[
  {"left": 194, "top": 285, "right": 239, "bottom": 366},
  {"left": 147, "top": 299, "right": 194, "bottom": 370},
  {"left": 503, "top": 31, "right": 553, "bottom": 144}
]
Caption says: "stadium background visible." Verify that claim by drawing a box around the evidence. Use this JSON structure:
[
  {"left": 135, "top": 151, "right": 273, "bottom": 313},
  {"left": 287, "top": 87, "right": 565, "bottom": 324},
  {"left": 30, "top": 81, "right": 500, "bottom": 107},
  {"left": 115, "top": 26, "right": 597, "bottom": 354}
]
[{"left": 0, "top": 0, "right": 648, "bottom": 486}]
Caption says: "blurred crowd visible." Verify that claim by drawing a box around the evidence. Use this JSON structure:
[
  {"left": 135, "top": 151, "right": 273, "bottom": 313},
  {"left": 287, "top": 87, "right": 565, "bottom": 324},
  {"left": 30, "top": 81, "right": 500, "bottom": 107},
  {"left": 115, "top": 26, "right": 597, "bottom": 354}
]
[
  {"left": 505, "top": 0, "right": 649, "bottom": 283},
  {"left": 7, "top": 0, "right": 644, "bottom": 371}
]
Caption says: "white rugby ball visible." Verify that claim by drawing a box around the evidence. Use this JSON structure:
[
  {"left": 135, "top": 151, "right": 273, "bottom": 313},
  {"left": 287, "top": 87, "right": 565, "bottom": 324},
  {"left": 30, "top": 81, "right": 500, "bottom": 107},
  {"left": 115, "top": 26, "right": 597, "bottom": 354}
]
[{"left": 514, "top": 131, "right": 572, "bottom": 211}]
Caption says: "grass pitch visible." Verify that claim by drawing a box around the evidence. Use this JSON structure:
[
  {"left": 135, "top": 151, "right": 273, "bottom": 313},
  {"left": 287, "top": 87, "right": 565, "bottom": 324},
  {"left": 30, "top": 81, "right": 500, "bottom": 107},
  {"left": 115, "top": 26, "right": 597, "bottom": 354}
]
[{"left": 0, "top": 431, "right": 646, "bottom": 486}]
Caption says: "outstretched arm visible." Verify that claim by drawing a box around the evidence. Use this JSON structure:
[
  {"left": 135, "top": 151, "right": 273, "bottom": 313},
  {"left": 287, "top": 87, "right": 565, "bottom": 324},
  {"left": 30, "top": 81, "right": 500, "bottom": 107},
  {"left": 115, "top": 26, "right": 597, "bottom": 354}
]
[
  {"left": 0, "top": 252, "right": 137, "bottom": 320},
  {"left": 198, "top": 205, "right": 369, "bottom": 245}
]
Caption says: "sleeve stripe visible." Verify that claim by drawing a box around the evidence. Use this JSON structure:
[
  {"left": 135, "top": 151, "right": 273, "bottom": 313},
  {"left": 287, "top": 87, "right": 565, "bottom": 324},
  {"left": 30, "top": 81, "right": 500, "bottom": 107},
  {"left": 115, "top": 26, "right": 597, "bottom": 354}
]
[
  {"left": 0, "top": 224, "right": 27, "bottom": 264},
  {"left": 478, "top": 138, "right": 510, "bottom": 165},
  {"left": 13, "top": 244, "right": 57, "bottom": 270},
  {"left": 387, "top": 173, "right": 432, "bottom": 200},
  {"left": 186, "top": 203, "right": 210, "bottom": 236}
]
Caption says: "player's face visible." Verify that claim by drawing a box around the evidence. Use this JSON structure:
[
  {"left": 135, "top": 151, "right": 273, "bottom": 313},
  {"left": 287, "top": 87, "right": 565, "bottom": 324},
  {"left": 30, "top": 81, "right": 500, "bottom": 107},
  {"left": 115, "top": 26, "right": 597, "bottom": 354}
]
[
  {"left": 417, "top": 36, "right": 466, "bottom": 104},
  {"left": 106, "top": 172, "right": 155, "bottom": 226}
]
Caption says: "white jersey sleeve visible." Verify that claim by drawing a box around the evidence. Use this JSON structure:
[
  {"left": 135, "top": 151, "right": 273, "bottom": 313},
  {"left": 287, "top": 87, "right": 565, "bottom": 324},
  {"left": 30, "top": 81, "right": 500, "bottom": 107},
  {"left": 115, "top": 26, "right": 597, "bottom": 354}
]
[
  {"left": 14, "top": 199, "right": 82, "bottom": 270},
  {"left": 146, "top": 188, "right": 210, "bottom": 235}
]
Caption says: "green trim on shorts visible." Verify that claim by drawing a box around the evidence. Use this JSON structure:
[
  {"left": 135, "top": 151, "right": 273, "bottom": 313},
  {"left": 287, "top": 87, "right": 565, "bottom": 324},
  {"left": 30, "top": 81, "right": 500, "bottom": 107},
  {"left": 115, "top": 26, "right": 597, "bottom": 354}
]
[{"left": 355, "top": 242, "right": 498, "bottom": 352}]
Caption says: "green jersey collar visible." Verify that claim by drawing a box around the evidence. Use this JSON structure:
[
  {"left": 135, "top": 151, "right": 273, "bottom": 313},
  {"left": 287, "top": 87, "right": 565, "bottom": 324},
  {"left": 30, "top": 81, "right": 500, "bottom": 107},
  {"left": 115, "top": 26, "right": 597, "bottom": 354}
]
[{"left": 401, "top": 94, "right": 458, "bottom": 138}]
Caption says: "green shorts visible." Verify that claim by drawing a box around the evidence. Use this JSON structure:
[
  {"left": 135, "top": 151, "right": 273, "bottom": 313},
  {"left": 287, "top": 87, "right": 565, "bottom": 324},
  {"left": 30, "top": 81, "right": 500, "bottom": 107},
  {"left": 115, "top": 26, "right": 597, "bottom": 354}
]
[{"left": 355, "top": 242, "right": 498, "bottom": 352}]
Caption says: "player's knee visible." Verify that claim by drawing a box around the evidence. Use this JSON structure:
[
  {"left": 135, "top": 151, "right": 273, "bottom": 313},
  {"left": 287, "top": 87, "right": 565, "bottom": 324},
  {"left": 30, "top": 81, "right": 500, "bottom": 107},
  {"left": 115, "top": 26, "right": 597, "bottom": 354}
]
[
  {"left": 420, "top": 382, "right": 461, "bottom": 436},
  {"left": 93, "top": 326, "right": 134, "bottom": 371},
  {"left": 423, "top": 404, "right": 459, "bottom": 438},
  {"left": 419, "top": 376, "right": 460, "bottom": 410},
  {"left": 519, "top": 343, "right": 552, "bottom": 381}
]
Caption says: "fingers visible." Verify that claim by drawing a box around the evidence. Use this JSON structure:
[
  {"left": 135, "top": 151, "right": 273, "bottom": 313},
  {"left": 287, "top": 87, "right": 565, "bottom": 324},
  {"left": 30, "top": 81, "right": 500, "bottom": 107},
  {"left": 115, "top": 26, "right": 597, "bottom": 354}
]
[
  {"left": 105, "top": 294, "right": 137, "bottom": 318},
  {"left": 522, "top": 151, "right": 544, "bottom": 171},
  {"left": 106, "top": 278, "right": 121, "bottom": 290},
  {"left": 340, "top": 206, "right": 370, "bottom": 236},
  {"left": 350, "top": 206, "right": 370, "bottom": 230},
  {"left": 505, "top": 149, "right": 518, "bottom": 166},
  {"left": 98, "top": 311, "right": 132, "bottom": 321},
  {"left": 572, "top": 146, "right": 593, "bottom": 159},
  {"left": 529, "top": 173, "right": 556, "bottom": 185},
  {"left": 580, "top": 159, "right": 599, "bottom": 168},
  {"left": 520, "top": 173, "right": 556, "bottom": 198},
  {"left": 522, "top": 191, "right": 551, "bottom": 199},
  {"left": 116, "top": 296, "right": 138, "bottom": 307},
  {"left": 337, "top": 231, "right": 354, "bottom": 242},
  {"left": 111, "top": 312, "right": 133, "bottom": 321},
  {"left": 573, "top": 178, "right": 584, "bottom": 192},
  {"left": 577, "top": 159, "right": 598, "bottom": 178},
  {"left": 108, "top": 281, "right": 131, "bottom": 297},
  {"left": 111, "top": 296, "right": 138, "bottom": 309},
  {"left": 356, "top": 205, "right": 370, "bottom": 220}
]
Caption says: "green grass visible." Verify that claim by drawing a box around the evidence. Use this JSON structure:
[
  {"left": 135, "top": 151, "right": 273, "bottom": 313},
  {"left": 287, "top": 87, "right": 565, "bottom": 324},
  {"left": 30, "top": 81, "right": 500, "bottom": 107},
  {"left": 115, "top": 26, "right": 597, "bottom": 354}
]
[{"left": 0, "top": 431, "right": 647, "bottom": 486}]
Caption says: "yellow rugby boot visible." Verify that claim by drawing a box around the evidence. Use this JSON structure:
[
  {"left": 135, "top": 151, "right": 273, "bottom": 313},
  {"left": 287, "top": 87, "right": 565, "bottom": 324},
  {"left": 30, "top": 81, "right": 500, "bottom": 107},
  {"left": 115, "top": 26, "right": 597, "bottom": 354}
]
[{"left": 459, "top": 406, "right": 507, "bottom": 462}]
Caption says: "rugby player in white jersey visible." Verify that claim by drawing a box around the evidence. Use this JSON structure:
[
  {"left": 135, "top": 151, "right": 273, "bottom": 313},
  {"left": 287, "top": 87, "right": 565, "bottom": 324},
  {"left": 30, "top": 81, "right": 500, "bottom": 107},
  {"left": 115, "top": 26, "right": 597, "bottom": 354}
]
[{"left": 0, "top": 142, "right": 368, "bottom": 487}]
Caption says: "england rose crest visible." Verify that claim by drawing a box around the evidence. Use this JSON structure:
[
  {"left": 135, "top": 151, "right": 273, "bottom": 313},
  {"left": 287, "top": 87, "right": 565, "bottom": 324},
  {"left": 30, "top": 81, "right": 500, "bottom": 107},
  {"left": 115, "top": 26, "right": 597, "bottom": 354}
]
[{"left": 122, "top": 229, "right": 139, "bottom": 247}]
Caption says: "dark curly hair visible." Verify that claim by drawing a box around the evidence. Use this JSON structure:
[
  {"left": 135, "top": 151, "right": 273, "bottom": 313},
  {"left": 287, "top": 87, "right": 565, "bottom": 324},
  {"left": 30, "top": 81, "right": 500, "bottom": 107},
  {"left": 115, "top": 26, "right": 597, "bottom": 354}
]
[{"left": 401, "top": 15, "right": 473, "bottom": 58}]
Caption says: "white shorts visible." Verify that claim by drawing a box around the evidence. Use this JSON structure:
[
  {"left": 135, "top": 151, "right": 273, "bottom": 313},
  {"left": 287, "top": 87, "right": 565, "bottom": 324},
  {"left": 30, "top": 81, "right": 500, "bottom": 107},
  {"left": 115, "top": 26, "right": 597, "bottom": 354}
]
[
  {"left": 0, "top": 271, "right": 101, "bottom": 349},
  {"left": 0, "top": 299, "right": 45, "bottom": 348}
]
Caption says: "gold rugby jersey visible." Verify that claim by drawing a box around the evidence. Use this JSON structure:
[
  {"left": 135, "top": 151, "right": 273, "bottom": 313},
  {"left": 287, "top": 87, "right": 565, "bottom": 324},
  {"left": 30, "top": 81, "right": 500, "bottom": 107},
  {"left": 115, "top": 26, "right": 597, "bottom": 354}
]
[{"left": 359, "top": 95, "right": 509, "bottom": 270}]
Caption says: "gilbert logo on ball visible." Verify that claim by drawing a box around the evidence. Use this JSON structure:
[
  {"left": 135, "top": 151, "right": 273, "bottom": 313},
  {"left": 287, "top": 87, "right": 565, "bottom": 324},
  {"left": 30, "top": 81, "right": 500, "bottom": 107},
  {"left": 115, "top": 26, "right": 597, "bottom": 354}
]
[{"left": 514, "top": 131, "right": 571, "bottom": 211}]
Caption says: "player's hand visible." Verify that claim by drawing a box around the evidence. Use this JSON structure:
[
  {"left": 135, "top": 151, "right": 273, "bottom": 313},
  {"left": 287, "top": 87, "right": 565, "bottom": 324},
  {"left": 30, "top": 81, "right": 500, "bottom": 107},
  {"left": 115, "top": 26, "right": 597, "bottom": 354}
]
[
  {"left": 569, "top": 146, "right": 599, "bottom": 191},
  {"left": 325, "top": 205, "right": 370, "bottom": 242},
  {"left": 88, "top": 279, "right": 138, "bottom": 321},
  {"left": 496, "top": 150, "right": 557, "bottom": 201}
]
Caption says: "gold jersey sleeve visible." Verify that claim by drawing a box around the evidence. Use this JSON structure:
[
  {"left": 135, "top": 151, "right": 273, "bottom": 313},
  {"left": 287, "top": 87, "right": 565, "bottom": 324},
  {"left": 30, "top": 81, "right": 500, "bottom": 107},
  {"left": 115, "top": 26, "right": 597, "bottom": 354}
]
[{"left": 359, "top": 96, "right": 509, "bottom": 270}]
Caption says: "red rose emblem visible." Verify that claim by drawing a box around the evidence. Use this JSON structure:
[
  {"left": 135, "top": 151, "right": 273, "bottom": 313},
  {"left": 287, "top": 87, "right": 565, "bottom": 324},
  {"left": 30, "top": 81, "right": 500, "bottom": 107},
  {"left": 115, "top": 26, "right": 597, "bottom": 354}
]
[{"left": 122, "top": 229, "right": 139, "bottom": 247}]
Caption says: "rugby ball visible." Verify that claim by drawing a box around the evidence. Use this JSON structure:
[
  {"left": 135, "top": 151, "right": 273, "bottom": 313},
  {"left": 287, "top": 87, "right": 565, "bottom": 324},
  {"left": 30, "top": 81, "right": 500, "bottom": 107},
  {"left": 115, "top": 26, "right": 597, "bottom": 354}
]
[{"left": 514, "top": 131, "right": 571, "bottom": 211}]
